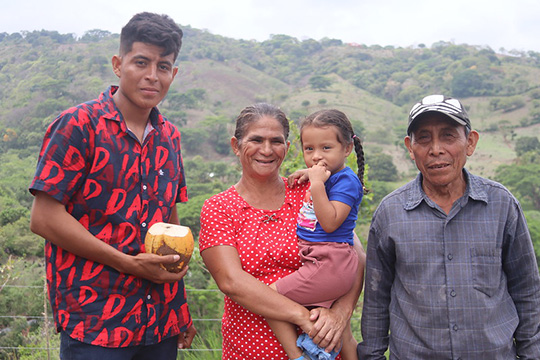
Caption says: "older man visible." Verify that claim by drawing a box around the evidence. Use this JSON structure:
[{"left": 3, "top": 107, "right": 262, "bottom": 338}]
[{"left": 357, "top": 95, "right": 540, "bottom": 359}]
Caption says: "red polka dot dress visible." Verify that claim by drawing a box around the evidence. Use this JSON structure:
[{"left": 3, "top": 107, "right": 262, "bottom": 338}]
[{"left": 199, "top": 179, "right": 308, "bottom": 359}]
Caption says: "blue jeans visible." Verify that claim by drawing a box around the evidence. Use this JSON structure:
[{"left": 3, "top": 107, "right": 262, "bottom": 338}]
[{"left": 59, "top": 331, "right": 178, "bottom": 360}]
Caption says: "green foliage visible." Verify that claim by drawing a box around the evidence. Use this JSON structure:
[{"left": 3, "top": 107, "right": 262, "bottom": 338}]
[
  {"left": 200, "top": 115, "right": 233, "bottom": 155},
  {"left": 179, "top": 157, "right": 240, "bottom": 235},
  {"left": 524, "top": 210, "right": 540, "bottom": 268},
  {"left": 515, "top": 136, "right": 540, "bottom": 157},
  {"left": 367, "top": 153, "right": 399, "bottom": 182},
  {"left": 495, "top": 162, "right": 540, "bottom": 210},
  {"left": 181, "top": 127, "right": 209, "bottom": 154},
  {"left": 178, "top": 195, "right": 210, "bottom": 237},
  {"left": 177, "top": 330, "right": 222, "bottom": 359},
  {"left": 451, "top": 69, "right": 490, "bottom": 97},
  {"left": 0, "top": 217, "right": 43, "bottom": 258},
  {"left": 0, "top": 317, "right": 37, "bottom": 359},
  {"left": 166, "top": 88, "right": 207, "bottom": 111},
  {"left": 523, "top": 208, "right": 540, "bottom": 275},
  {"left": 180, "top": 249, "right": 224, "bottom": 359},
  {"left": 0, "top": 208, "right": 27, "bottom": 227},
  {"left": 489, "top": 96, "right": 526, "bottom": 113},
  {"left": 16, "top": 322, "right": 60, "bottom": 360},
  {"left": 309, "top": 75, "right": 332, "bottom": 91},
  {"left": 281, "top": 121, "right": 305, "bottom": 177}
]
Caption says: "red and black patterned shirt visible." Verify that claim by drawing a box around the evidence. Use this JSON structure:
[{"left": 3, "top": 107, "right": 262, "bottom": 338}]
[{"left": 29, "top": 86, "right": 192, "bottom": 347}]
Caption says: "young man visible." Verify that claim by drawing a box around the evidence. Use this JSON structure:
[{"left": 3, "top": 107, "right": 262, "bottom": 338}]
[
  {"left": 29, "top": 12, "right": 196, "bottom": 359},
  {"left": 357, "top": 95, "right": 540, "bottom": 359}
]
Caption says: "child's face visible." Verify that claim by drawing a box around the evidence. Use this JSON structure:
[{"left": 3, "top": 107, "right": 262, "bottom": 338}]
[{"left": 301, "top": 125, "right": 353, "bottom": 175}]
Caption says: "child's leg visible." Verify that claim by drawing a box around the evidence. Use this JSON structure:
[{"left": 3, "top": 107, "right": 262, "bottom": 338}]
[
  {"left": 266, "top": 318, "right": 304, "bottom": 359},
  {"left": 338, "top": 321, "right": 357, "bottom": 360},
  {"left": 267, "top": 282, "right": 304, "bottom": 359}
]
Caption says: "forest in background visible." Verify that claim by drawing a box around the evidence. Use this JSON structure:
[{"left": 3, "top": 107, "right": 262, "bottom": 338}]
[{"left": 0, "top": 26, "right": 540, "bottom": 359}]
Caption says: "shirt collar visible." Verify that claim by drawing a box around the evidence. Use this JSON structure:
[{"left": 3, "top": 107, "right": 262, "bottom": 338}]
[
  {"left": 99, "top": 86, "right": 164, "bottom": 128},
  {"left": 404, "top": 168, "right": 488, "bottom": 211}
]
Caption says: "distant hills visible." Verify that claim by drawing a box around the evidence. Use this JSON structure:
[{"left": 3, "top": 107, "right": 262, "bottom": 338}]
[{"left": 1, "top": 27, "right": 540, "bottom": 178}]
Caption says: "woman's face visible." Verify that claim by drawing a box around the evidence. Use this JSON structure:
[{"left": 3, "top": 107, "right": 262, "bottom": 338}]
[{"left": 232, "top": 116, "right": 290, "bottom": 180}]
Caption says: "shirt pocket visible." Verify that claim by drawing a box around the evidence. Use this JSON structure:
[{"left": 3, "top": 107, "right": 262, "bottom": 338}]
[{"left": 470, "top": 247, "right": 502, "bottom": 297}]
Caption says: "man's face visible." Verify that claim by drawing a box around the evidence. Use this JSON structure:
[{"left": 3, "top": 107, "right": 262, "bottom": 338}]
[
  {"left": 112, "top": 42, "right": 178, "bottom": 113},
  {"left": 404, "top": 113, "right": 479, "bottom": 194}
]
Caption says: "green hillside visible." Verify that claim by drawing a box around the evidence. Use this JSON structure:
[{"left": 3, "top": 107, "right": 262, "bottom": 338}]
[{"left": 2, "top": 28, "right": 540, "bottom": 173}]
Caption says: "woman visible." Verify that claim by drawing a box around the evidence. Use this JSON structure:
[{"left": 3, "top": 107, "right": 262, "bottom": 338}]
[{"left": 199, "top": 103, "right": 365, "bottom": 359}]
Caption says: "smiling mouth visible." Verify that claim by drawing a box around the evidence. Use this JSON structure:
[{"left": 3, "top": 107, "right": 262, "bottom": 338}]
[{"left": 428, "top": 163, "right": 449, "bottom": 169}]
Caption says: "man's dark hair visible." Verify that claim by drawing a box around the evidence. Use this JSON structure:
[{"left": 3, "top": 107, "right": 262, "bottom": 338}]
[{"left": 120, "top": 12, "right": 183, "bottom": 61}]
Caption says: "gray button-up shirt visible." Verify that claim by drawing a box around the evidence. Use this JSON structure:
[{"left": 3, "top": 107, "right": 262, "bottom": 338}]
[{"left": 358, "top": 169, "right": 540, "bottom": 359}]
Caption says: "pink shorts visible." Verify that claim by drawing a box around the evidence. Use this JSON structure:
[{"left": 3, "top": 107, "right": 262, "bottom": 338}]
[{"left": 275, "top": 239, "right": 358, "bottom": 308}]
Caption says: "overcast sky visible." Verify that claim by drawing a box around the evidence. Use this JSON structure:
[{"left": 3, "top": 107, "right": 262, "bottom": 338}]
[{"left": 2, "top": 0, "right": 539, "bottom": 53}]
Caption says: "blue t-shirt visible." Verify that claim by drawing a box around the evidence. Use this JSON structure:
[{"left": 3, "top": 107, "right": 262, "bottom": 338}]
[{"left": 296, "top": 166, "right": 363, "bottom": 245}]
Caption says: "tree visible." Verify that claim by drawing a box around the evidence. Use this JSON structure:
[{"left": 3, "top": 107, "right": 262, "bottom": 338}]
[
  {"left": 523, "top": 210, "right": 540, "bottom": 271},
  {"left": 80, "top": 29, "right": 112, "bottom": 42},
  {"left": 309, "top": 75, "right": 332, "bottom": 91},
  {"left": 515, "top": 136, "right": 540, "bottom": 157},
  {"left": 166, "top": 88, "right": 207, "bottom": 110},
  {"left": 367, "top": 153, "right": 399, "bottom": 182},
  {"left": 201, "top": 115, "right": 232, "bottom": 155},
  {"left": 495, "top": 163, "right": 540, "bottom": 210},
  {"left": 451, "top": 69, "right": 487, "bottom": 97},
  {"left": 180, "top": 128, "right": 208, "bottom": 154}
]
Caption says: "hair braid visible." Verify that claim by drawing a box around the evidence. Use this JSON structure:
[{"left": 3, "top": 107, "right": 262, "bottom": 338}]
[{"left": 353, "top": 136, "right": 368, "bottom": 193}]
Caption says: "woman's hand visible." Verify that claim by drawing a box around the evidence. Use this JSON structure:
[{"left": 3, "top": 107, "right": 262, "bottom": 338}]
[
  {"left": 287, "top": 169, "right": 309, "bottom": 187},
  {"left": 308, "top": 307, "right": 348, "bottom": 352}
]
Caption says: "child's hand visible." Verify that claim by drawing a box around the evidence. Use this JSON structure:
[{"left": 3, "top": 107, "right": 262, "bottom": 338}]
[
  {"left": 287, "top": 169, "right": 309, "bottom": 187},
  {"left": 308, "top": 162, "right": 331, "bottom": 184}
]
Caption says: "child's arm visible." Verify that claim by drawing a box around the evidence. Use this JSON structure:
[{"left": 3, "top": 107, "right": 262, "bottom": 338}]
[{"left": 308, "top": 164, "right": 351, "bottom": 233}]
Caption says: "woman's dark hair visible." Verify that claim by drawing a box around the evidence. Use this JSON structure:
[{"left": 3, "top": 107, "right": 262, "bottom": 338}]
[
  {"left": 120, "top": 12, "right": 183, "bottom": 61},
  {"left": 234, "top": 103, "right": 289, "bottom": 142},
  {"left": 300, "top": 109, "right": 367, "bottom": 190}
]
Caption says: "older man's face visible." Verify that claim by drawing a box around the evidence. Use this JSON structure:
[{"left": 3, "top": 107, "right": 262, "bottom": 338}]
[{"left": 404, "top": 113, "right": 479, "bottom": 195}]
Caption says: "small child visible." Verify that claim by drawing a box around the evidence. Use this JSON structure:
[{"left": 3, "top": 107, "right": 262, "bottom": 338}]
[{"left": 267, "top": 109, "right": 366, "bottom": 360}]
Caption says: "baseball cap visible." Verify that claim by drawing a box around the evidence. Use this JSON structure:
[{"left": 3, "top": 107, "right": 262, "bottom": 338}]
[{"left": 407, "top": 94, "right": 471, "bottom": 135}]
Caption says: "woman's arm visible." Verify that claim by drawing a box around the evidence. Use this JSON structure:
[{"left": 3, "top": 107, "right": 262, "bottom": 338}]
[
  {"left": 309, "top": 233, "right": 366, "bottom": 351},
  {"left": 201, "top": 245, "right": 314, "bottom": 332}
]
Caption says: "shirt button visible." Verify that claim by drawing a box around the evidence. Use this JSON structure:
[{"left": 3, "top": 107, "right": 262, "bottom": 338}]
[
  {"left": 143, "top": 185, "right": 147, "bottom": 191},
  {"left": 142, "top": 222, "right": 147, "bottom": 227},
  {"left": 450, "top": 290, "right": 456, "bottom": 297},
  {"left": 447, "top": 253, "right": 453, "bottom": 260},
  {"left": 147, "top": 294, "right": 151, "bottom": 300},
  {"left": 453, "top": 324, "right": 458, "bottom": 331}
]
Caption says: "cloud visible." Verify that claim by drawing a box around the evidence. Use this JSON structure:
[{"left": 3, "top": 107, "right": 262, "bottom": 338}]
[{"left": 1, "top": 0, "right": 539, "bottom": 52}]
